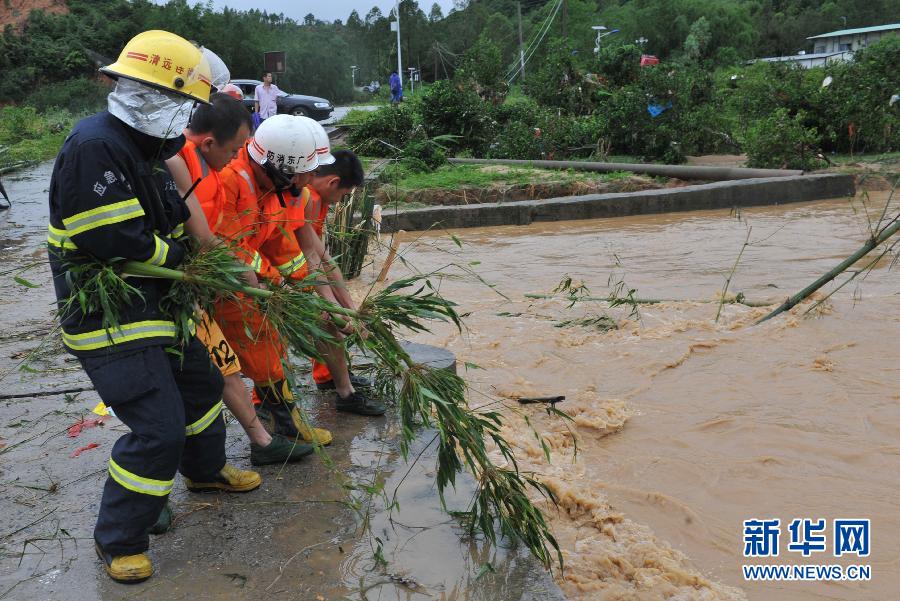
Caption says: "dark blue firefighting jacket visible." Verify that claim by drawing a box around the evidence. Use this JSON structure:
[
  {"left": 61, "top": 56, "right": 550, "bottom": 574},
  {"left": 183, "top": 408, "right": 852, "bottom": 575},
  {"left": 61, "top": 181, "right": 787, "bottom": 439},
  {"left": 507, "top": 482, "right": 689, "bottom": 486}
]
[{"left": 48, "top": 111, "right": 190, "bottom": 357}]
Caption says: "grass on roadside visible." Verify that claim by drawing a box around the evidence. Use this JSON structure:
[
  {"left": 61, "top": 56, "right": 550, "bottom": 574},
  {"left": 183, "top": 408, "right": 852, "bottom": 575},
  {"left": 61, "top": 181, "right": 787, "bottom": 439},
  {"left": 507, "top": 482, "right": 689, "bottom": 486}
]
[
  {"left": 381, "top": 163, "right": 635, "bottom": 191},
  {"left": 336, "top": 108, "right": 382, "bottom": 126},
  {"left": 0, "top": 106, "right": 76, "bottom": 171}
]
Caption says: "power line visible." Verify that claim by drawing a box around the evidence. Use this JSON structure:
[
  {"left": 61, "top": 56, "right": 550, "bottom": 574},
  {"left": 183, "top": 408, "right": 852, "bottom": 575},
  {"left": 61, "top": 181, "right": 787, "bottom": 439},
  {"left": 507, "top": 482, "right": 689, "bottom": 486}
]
[
  {"left": 506, "top": 0, "right": 562, "bottom": 83},
  {"left": 505, "top": 0, "right": 561, "bottom": 81}
]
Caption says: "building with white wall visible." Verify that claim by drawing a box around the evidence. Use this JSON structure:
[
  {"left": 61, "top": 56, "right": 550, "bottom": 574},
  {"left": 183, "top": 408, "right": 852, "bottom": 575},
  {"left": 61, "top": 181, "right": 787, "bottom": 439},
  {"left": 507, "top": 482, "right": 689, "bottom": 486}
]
[
  {"left": 755, "top": 22, "right": 898, "bottom": 69},
  {"left": 808, "top": 23, "right": 900, "bottom": 54}
]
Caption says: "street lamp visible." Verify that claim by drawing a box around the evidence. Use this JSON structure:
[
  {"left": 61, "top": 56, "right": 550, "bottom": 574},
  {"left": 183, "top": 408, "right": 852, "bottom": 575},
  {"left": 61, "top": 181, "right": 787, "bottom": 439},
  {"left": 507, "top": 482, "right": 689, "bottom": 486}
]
[
  {"left": 350, "top": 65, "right": 358, "bottom": 88},
  {"left": 391, "top": 0, "right": 403, "bottom": 89},
  {"left": 592, "top": 25, "right": 619, "bottom": 54}
]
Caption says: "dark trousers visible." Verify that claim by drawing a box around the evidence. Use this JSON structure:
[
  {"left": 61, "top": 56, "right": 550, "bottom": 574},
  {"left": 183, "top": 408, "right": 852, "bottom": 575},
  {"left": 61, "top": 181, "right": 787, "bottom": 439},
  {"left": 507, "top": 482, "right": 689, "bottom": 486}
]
[{"left": 80, "top": 337, "right": 225, "bottom": 556}]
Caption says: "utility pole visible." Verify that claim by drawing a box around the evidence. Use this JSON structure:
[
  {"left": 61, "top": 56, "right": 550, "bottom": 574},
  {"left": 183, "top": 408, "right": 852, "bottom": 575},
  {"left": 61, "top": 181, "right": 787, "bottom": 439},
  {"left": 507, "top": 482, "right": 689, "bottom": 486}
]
[
  {"left": 517, "top": 2, "right": 525, "bottom": 81},
  {"left": 394, "top": 0, "right": 403, "bottom": 89}
]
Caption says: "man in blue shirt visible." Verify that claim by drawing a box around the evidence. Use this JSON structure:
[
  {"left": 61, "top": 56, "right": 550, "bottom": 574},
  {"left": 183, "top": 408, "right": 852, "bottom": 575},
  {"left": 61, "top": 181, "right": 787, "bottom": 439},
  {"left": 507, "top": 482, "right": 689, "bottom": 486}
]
[{"left": 389, "top": 70, "right": 403, "bottom": 103}]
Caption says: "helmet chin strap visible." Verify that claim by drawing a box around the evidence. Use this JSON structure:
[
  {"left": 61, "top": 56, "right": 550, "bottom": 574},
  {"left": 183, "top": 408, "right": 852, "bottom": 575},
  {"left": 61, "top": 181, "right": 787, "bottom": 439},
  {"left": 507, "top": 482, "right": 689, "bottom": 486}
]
[{"left": 262, "top": 161, "right": 300, "bottom": 199}]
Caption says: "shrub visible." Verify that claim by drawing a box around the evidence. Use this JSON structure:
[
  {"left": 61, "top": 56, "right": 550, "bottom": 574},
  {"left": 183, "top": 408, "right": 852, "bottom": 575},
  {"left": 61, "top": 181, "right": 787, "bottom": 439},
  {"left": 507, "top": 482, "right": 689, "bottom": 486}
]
[
  {"left": 595, "top": 44, "right": 642, "bottom": 87},
  {"left": 417, "top": 80, "right": 493, "bottom": 155},
  {"left": 401, "top": 138, "right": 448, "bottom": 172},
  {"left": 22, "top": 77, "right": 109, "bottom": 114},
  {"left": 455, "top": 34, "right": 509, "bottom": 103},
  {"left": 489, "top": 96, "right": 543, "bottom": 126},
  {"left": 0, "top": 106, "right": 75, "bottom": 169},
  {"left": 347, "top": 104, "right": 417, "bottom": 156},
  {"left": 487, "top": 120, "right": 544, "bottom": 160},
  {"left": 818, "top": 36, "right": 900, "bottom": 153},
  {"left": 526, "top": 40, "right": 595, "bottom": 116},
  {"left": 540, "top": 114, "right": 603, "bottom": 159},
  {"left": 744, "top": 108, "right": 822, "bottom": 170}
]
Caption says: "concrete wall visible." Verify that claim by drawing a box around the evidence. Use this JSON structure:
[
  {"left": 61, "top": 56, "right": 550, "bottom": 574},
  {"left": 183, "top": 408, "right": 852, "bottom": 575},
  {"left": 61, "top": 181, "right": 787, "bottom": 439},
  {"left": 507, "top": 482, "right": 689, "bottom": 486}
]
[{"left": 380, "top": 173, "right": 855, "bottom": 233}]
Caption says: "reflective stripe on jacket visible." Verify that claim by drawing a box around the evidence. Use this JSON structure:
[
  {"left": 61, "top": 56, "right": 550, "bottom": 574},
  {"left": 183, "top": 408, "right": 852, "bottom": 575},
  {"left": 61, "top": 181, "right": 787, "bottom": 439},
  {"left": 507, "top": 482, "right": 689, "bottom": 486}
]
[{"left": 48, "top": 111, "right": 190, "bottom": 356}]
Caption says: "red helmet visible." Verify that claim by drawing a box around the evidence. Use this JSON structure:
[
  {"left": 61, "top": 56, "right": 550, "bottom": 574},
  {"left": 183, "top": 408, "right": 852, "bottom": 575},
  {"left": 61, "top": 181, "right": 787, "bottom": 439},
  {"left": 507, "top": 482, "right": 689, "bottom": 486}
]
[{"left": 221, "top": 83, "right": 243, "bottom": 100}]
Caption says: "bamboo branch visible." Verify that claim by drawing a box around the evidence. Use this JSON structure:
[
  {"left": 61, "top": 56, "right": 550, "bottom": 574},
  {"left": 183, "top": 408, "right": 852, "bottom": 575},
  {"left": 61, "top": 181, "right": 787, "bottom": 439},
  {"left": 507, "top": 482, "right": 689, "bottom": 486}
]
[
  {"left": 121, "top": 262, "right": 359, "bottom": 321},
  {"left": 756, "top": 219, "right": 900, "bottom": 324},
  {"left": 716, "top": 226, "right": 751, "bottom": 323}
]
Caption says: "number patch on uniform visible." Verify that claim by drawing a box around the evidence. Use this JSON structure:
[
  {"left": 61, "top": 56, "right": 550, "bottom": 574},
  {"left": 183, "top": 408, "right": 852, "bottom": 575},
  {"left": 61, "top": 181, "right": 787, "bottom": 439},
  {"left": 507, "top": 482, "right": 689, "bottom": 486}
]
[{"left": 210, "top": 340, "right": 237, "bottom": 368}]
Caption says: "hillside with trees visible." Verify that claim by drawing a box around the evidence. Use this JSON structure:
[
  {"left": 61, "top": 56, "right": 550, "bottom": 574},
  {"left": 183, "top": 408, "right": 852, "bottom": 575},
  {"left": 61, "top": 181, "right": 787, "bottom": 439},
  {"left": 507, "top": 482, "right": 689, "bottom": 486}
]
[
  {"left": 0, "top": 0, "right": 897, "bottom": 171},
  {"left": 1, "top": 0, "right": 897, "bottom": 103}
]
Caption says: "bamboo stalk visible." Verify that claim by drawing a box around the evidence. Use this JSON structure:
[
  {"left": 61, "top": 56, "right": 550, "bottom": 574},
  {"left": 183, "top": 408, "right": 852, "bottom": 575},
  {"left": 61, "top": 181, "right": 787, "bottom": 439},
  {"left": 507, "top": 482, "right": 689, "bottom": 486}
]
[
  {"left": 524, "top": 293, "right": 773, "bottom": 307},
  {"left": 377, "top": 235, "right": 402, "bottom": 282},
  {"left": 756, "top": 219, "right": 900, "bottom": 324}
]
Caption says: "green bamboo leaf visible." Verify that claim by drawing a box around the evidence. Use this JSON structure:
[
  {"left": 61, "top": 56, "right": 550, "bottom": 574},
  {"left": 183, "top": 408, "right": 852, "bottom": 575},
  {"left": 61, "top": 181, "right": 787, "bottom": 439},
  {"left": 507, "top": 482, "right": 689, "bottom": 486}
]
[
  {"left": 474, "top": 562, "right": 496, "bottom": 581},
  {"left": 13, "top": 276, "right": 40, "bottom": 288}
]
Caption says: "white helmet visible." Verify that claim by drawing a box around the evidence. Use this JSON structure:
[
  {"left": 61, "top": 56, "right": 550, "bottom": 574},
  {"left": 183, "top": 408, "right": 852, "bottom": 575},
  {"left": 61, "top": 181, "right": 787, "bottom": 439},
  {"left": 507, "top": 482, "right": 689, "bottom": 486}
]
[
  {"left": 296, "top": 116, "right": 335, "bottom": 165},
  {"left": 248, "top": 114, "right": 319, "bottom": 175}
]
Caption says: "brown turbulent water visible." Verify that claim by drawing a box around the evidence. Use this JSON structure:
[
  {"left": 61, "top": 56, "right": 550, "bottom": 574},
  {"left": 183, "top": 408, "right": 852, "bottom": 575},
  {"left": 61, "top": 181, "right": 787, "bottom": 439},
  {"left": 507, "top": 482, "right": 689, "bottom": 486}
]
[{"left": 358, "top": 192, "right": 899, "bottom": 600}]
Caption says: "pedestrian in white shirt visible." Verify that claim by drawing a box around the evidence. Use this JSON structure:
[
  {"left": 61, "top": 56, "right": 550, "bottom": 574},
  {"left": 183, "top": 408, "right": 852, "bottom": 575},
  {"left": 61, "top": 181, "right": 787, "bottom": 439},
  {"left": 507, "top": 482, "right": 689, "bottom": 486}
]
[{"left": 254, "top": 72, "right": 284, "bottom": 121}]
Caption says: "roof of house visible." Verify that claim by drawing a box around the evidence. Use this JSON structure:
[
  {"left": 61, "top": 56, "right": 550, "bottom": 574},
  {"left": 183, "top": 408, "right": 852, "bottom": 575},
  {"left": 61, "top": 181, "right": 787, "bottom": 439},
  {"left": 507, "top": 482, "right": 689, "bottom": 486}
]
[
  {"left": 807, "top": 23, "right": 900, "bottom": 40},
  {"left": 757, "top": 51, "right": 847, "bottom": 63}
]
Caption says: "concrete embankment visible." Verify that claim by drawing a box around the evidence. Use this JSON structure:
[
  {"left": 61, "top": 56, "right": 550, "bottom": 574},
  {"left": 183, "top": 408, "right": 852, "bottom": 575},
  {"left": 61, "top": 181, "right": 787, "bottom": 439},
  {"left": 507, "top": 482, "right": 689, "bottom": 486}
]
[{"left": 380, "top": 173, "right": 855, "bottom": 233}]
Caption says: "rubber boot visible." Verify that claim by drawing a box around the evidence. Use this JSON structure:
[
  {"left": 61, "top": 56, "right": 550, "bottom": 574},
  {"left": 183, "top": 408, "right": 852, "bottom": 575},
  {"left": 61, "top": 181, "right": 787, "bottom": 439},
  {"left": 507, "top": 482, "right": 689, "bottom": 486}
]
[
  {"left": 183, "top": 464, "right": 262, "bottom": 493},
  {"left": 316, "top": 372, "right": 372, "bottom": 392},
  {"left": 254, "top": 380, "right": 333, "bottom": 445},
  {"left": 148, "top": 502, "right": 173, "bottom": 535},
  {"left": 336, "top": 390, "right": 387, "bottom": 416},
  {"left": 250, "top": 433, "right": 315, "bottom": 466},
  {"left": 95, "top": 542, "right": 153, "bottom": 583}
]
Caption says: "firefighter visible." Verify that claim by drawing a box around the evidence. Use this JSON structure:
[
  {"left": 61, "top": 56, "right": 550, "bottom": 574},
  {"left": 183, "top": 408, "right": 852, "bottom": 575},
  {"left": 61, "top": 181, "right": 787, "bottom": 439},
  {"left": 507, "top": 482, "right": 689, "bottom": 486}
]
[
  {"left": 214, "top": 114, "right": 336, "bottom": 445},
  {"left": 47, "top": 31, "right": 261, "bottom": 583},
  {"left": 292, "top": 120, "right": 385, "bottom": 415},
  {"left": 165, "top": 91, "right": 315, "bottom": 466}
]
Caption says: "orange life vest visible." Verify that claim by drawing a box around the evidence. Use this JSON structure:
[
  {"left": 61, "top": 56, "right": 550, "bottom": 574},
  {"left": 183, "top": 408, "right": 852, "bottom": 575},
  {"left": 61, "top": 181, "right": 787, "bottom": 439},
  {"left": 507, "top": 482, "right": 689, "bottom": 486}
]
[
  {"left": 177, "top": 139, "right": 225, "bottom": 233},
  {"left": 219, "top": 143, "right": 308, "bottom": 282},
  {"left": 305, "top": 186, "right": 330, "bottom": 239}
]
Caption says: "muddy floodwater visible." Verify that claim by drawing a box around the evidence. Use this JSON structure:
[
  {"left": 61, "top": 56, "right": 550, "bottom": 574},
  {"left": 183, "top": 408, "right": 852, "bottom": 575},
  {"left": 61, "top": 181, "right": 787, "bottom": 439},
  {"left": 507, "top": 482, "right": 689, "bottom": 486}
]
[
  {"left": 1, "top": 160, "right": 897, "bottom": 600},
  {"left": 377, "top": 190, "right": 899, "bottom": 601}
]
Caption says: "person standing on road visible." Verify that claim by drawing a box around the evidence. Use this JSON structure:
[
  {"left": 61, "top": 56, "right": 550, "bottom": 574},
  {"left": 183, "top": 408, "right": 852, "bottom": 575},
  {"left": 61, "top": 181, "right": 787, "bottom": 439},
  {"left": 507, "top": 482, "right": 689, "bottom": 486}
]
[
  {"left": 47, "top": 30, "right": 261, "bottom": 584},
  {"left": 254, "top": 71, "right": 285, "bottom": 121},
  {"left": 389, "top": 70, "right": 403, "bottom": 103}
]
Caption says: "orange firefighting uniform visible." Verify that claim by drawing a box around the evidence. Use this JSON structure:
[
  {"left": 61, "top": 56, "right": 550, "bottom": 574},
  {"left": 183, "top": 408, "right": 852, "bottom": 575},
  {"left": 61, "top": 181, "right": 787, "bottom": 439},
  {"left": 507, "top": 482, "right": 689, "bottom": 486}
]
[
  {"left": 213, "top": 144, "right": 309, "bottom": 385},
  {"left": 176, "top": 139, "right": 241, "bottom": 377}
]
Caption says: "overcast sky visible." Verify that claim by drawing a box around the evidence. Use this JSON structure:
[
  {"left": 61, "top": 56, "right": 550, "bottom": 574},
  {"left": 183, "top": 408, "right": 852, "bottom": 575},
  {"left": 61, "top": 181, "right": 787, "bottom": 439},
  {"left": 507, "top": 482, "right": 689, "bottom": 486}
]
[{"left": 157, "top": 0, "right": 460, "bottom": 23}]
